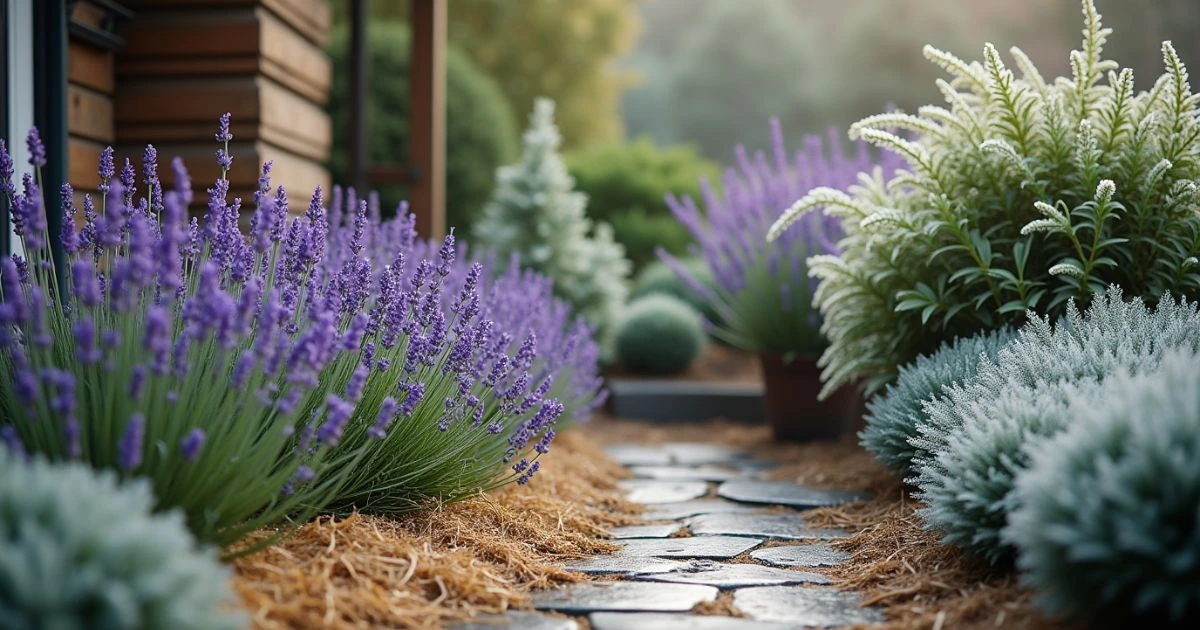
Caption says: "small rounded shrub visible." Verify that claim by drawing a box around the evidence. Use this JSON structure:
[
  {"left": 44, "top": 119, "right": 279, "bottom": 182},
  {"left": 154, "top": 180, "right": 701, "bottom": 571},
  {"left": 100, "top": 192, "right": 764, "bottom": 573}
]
[
  {"left": 0, "top": 448, "right": 241, "bottom": 629},
  {"left": 615, "top": 294, "right": 707, "bottom": 375},
  {"left": 861, "top": 327, "right": 1016, "bottom": 475},
  {"left": 1007, "top": 351, "right": 1200, "bottom": 624},
  {"left": 912, "top": 287, "right": 1200, "bottom": 562},
  {"left": 328, "top": 22, "right": 519, "bottom": 229},
  {"left": 632, "top": 257, "right": 720, "bottom": 326}
]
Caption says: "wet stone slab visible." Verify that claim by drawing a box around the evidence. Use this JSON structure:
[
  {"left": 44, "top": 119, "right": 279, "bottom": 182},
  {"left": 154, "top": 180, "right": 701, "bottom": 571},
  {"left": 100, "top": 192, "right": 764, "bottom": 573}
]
[
  {"left": 686, "top": 512, "right": 849, "bottom": 541},
  {"left": 642, "top": 499, "right": 762, "bottom": 521},
  {"left": 633, "top": 559, "right": 830, "bottom": 588},
  {"left": 563, "top": 556, "right": 690, "bottom": 576},
  {"left": 734, "top": 586, "right": 884, "bottom": 627},
  {"left": 618, "top": 535, "right": 762, "bottom": 559},
  {"left": 590, "top": 612, "right": 798, "bottom": 630},
  {"left": 449, "top": 611, "right": 579, "bottom": 630},
  {"left": 629, "top": 464, "right": 754, "bottom": 483},
  {"left": 621, "top": 480, "right": 710, "bottom": 504},
  {"left": 605, "top": 443, "right": 751, "bottom": 467},
  {"left": 609, "top": 524, "right": 682, "bottom": 539},
  {"left": 532, "top": 582, "right": 718, "bottom": 613},
  {"left": 605, "top": 444, "right": 673, "bottom": 467},
  {"left": 718, "top": 480, "right": 870, "bottom": 510},
  {"left": 751, "top": 544, "right": 851, "bottom": 568}
]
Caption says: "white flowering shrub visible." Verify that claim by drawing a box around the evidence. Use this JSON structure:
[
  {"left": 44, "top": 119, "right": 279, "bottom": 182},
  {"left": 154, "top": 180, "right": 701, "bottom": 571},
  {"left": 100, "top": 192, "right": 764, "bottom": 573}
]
[
  {"left": 912, "top": 286, "right": 1200, "bottom": 561},
  {"left": 0, "top": 448, "right": 240, "bottom": 630},
  {"left": 1007, "top": 351, "right": 1200, "bottom": 624},
  {"left": 769, "top": 0, "right": 1200, "bottom": 397},
  {"left": 861, "top": 328, "right": 1015, "bottom": 475},
  {"left": 475, "top": 98, "right": 631, "bottom": 348}
]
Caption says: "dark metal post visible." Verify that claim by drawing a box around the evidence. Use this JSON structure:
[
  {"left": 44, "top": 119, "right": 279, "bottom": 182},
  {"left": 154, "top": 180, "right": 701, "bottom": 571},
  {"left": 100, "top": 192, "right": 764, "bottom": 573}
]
[
  {"left": 347, "top": 0, "right": 369, "bottom": 194},
  {"left": 34, "top": 0, "right": 69, "bottom": 288}
]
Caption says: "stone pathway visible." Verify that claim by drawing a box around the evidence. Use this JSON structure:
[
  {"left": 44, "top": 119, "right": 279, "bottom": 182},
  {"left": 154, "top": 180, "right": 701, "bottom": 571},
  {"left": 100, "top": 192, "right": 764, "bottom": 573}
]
[{"left": 451, "top": 442, "right": 882, "bottom": 630}]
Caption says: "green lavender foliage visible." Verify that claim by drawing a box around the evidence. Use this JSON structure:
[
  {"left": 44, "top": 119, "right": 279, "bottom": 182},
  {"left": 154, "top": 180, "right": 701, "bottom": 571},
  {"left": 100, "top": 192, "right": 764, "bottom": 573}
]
[
  {"left": 860, "top": 327, "right": 1016, "bottom": 475},
  {"left": 474, "top": 98, "right": 632, "bottom": 347},
  {"left": 913, "top": 286, "right": 1200, "bottom": 561},
  {"left": 615, "top": 294, "right": 706, "bottom": 375},
  {"left": 632, "top": 258, "right": 721, "bottom": 326},
  {"left": 0, "top": 448, "right": 241, "bottom": 630},
  {"left": 770, "top": 0, "right": 1200, "bottom": 397},
  {"left": 1007, "top": 350, "right": 1200, "bottom": 624}
]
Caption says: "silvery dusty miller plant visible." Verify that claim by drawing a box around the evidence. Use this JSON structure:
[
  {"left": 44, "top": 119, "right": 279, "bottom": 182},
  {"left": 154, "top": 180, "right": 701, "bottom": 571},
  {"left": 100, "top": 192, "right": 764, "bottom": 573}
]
[
  {"left": 770, "top": 0, "right": 1200, "bottom": 396},
  {"left": 662, "top": 119, "right": 900, "bottom": 358},
  {"left": 0, "top": 447, "right": 241, "bottom": 630},
  {"left": 474, "top": 98, "right": 631, "bottom": 351},
  {"left": 1007, "top": 350, "right": 1200, "bottom": 624},
  {"left": 913, "top": 286, "right": 1200, "bottom": 562},
  {"left": 860, "top": 327, "right": 1016, "bottom": 476}
]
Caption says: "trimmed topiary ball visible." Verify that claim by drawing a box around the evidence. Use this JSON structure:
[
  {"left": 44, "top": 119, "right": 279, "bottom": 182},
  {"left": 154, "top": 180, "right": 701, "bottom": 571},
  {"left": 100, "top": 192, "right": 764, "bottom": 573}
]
[
  {"left": 632, "top": 258, "right": 721, "bottom": 326},
  {"left": 0, "top": 448, "right": 241, "bottom": 630},
  {"left": 616, "top": 294, "right": 707, "bottom": 375},
  {"left": 913, "top": 287, "right": 1200, "bottom": 562},
  {"left": 861, "top": 328, "right": 1016, "bottom": 475},
  {"left": 1007, "top": 351, "right": 1200, "bottom": 624}
]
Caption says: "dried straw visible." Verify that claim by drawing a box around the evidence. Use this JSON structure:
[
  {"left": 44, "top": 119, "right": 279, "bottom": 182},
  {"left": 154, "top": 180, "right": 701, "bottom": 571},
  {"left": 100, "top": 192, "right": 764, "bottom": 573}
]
[{"left": 231, "top": 431, "right": 638, "bottom": 629}]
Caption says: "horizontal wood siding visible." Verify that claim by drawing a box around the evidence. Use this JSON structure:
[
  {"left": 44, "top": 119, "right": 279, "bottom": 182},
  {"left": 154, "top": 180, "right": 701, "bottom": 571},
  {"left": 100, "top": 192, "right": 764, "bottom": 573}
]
[
  {"left": 114, "top": 0, "right": 332, "bottom": 211},
  {"left": 67, "top": 2, "right": 118, "bottom": 195}
]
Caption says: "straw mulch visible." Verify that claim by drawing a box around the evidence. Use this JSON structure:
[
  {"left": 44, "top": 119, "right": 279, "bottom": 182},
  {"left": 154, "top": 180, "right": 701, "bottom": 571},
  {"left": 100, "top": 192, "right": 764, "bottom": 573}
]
[
  {"left": 593, "top": 417, "right": 1072, "bottom": 630},
  {"left": 231, "top": 430, "right": 639, "bottom": 630}
]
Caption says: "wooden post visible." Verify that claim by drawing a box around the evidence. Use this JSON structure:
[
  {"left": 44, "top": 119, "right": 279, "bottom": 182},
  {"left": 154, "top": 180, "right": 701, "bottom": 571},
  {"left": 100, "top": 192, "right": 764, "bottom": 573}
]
[
  {"left": 409, "top": 0, "right": 446, "bottom": 238},
  {"left": 347, "top": 0, "right": 368, "bottom": 195}
]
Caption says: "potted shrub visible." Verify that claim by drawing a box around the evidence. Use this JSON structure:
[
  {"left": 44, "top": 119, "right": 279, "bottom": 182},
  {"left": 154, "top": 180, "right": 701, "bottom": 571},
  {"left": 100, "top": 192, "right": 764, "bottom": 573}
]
[{"left": 662, "top": 120, "right": 900, "bottom": 441}]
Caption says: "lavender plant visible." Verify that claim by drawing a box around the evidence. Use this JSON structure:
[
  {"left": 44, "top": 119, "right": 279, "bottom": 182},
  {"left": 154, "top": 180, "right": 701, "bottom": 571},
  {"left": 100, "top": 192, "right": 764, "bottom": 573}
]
[
  {"left": 662, "top": 119, "right": 901, "bottom": 358},
  {"left": 0, "top": 447, "right": 242, "bottom": 629},
  {"left": 0, "top": 117, "right": 604, "bottom": 543},
  {"left": 770, "top": 0, "right": 1200, "bottom": 397}
]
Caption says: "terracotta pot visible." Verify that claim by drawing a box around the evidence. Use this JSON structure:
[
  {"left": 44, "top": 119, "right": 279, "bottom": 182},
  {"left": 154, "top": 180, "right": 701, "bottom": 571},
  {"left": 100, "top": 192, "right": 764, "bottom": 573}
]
[{"left": 758, "top": 353, "right": 863, "bottom": 442}]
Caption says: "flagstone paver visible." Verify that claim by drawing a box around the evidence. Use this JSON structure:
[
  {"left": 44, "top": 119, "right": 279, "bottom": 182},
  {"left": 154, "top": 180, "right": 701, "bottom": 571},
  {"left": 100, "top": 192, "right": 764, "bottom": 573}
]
[
  {"left": 718, "top": 480, "right": 871, "bottom": 509},
  {"left": 617, "top": 535, "right": 762, "bottom": 559},
  {"left": 450, "top": 611, "right": 579, "bottom": 630},
  {"left": 532, "top": 582, "right": 718, "bottom": 613},
  {"left": 526, "top": 442, "right": 882, "bottom": 628},
  {"left": 734, "top": 586, "right": 884, "bottom": 626},
  {"left": 620, "top": 479, "right": 710, "bottom": 503},
  {"left": 686, "top": 512, "right": 849, "bottom": 541},
  {"left": 751, "top": 544, "right": 851, "bottom": 568},
  {"left": 633, "top": 559, "right": 831, "bottom": 588}
]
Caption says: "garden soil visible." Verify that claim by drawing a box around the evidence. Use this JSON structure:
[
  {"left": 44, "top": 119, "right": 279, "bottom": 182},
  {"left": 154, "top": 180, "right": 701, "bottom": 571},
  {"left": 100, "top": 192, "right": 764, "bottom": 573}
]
[{"left": 231, "top": 430, "right": 638, "bottom": 630}]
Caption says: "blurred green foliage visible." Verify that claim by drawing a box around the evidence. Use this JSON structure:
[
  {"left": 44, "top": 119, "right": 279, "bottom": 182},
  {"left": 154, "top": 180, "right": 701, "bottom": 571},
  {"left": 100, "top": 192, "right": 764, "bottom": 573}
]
[
  {"left": 632, "top": 257, "right": 721, "bottom": 326},
  {"left": 327, "top": 23, "right": 518, "bottom": 230},
  {"left": 330, "top": 0, "right": 639, "bottom": 149},
  {"left": 566, "top": 138, "right": 718, "bottom": 268}
]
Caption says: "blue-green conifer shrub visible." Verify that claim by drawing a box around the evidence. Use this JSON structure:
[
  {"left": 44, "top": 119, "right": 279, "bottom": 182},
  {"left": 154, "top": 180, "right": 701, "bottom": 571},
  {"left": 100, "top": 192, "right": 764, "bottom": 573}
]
[
  {"left": 0, "top": 448, "right": 241, "bottom": 630},
  {"left": 861, "top": 328, "right": 1016, "bottom": 475},
  {"left": 1007, "top": 351, "right": 1200, "bottom": 624}
]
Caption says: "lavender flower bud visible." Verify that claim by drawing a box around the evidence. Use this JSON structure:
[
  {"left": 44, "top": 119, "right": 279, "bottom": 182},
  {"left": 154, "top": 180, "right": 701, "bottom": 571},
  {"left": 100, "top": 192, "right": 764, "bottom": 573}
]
[
  {"left": 368, "top": 397, "right": 398, "bottom": 439},
  {"left": 180, "top": 428, "right": 206, "bottom": 462},
  {"left": 25, "top": 128, "right": 46, "bottom": 167},
  {"left": 0, "top": 139, "right": 14, "bottom": 198},
  {"left": 316, "top": 394, "right": 353, "bottom": 446},
  {"left": 118, "top": 413, "right": 145, "bottom": 470},
  {"left": 97, "top": 146, "right": 115, "bottom": 193}
]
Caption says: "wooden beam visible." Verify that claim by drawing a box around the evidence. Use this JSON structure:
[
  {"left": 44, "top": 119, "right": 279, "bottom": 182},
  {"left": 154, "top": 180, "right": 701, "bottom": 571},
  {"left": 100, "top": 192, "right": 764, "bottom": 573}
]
[
  {"left": 409, "top": 0, "right": 446, "bottom": 238},
  {"left": 346, "top": 0, "right": 368, "bottom": 194}
]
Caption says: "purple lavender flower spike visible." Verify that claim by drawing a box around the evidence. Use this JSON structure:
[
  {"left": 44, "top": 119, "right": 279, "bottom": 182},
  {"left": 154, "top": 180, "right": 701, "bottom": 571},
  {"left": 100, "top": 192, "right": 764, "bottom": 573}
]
[
  {"left": 317, "top": 394, "right": 354, "bottom": 446},
  {"left": 0, "top": 139, "right": 14, "bottom": 198},
  {"left": 0, "top": 426, "right": 26, "bottom": 460},
  {"left": 369, "top": 397, "right": 399, "bottom": 439},
  {"left": 97, "top": 146, "right": 115, "bottom": 194},
  {"left": 180, "top": 428, "right": 206, "bottom": 462},
  {"left": 118, "top": 413, "right": 145, "bottom": 471},
  {"left": 25, "top": 128, "right": 46, "bottom": 167},
  {"left": 215, "top": 112, "right": 233, "bottom": 143}
]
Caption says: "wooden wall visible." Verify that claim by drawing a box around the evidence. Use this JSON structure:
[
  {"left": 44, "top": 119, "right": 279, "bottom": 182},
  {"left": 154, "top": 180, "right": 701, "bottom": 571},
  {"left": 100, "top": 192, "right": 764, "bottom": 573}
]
[
  {"left": 67, "top": 2, "right": 118, "bottom": 201},
  {"left": 114, "top": 0, "right": 332, "bottom": 210}
]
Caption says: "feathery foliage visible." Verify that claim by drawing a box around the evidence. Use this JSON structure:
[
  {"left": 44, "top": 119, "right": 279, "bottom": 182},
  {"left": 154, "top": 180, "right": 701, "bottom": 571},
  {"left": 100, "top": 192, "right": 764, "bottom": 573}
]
[
  {"left": 913, "top": 286, "right": 1200, "bottom": 561},
  {"left": 615, "top": 294, "right": 706, "bottom": 375},
  {"left": 1007, "top": 351, "right": 1200, "bottom": 624},
  {"left": 0, "top": 448, "right": 241, "bottom": 630},
  {"left": 474, "top": 99, "right": 632, "bottom": 348},
  {"left": 771, "top": 0, "right": 1200, "bottom": 397},
  {"left": 861, "top": 327, "right": 1016, "bottom": 475}
]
